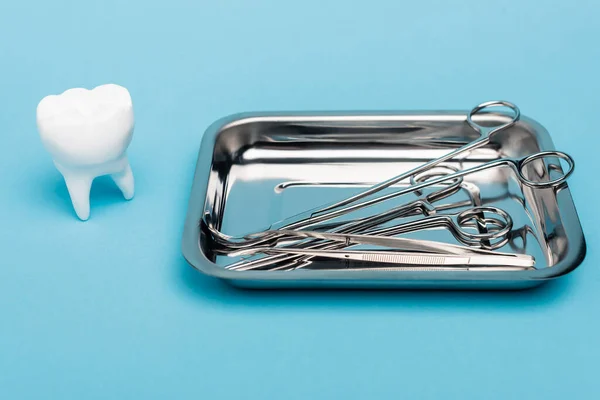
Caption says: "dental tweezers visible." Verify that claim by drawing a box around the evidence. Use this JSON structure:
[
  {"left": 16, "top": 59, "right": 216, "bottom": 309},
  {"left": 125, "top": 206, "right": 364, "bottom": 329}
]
[{"left": 242, "top": 248, "right": 535, "bottom": 270}]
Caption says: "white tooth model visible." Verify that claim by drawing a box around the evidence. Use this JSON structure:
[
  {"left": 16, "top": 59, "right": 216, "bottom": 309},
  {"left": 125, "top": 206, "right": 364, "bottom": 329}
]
[{"left": 36, "top": 84, "right": 135, "bottom": 221}]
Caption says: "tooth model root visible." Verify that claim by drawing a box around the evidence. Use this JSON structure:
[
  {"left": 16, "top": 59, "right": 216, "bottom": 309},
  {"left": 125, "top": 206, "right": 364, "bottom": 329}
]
[
  {"left": 111, "top": 163, "right": 135, "bottom": 200},
  {"left": 56, "top": 157, "right": 135, "bottom": 221},
  {"left": 63, "top": 173, "right": 93, "bottom": 221}
]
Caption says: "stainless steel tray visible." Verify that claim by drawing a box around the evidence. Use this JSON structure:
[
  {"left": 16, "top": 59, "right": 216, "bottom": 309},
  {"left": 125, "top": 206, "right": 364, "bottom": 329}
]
[{"left": 181, "top": 110, "right": 586, "bottom": 289}]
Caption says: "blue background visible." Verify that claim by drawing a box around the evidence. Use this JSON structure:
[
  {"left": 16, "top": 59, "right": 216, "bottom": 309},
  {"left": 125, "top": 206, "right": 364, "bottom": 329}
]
[{"left": 1, "top": 0, "right": 598, "bottom": 398}]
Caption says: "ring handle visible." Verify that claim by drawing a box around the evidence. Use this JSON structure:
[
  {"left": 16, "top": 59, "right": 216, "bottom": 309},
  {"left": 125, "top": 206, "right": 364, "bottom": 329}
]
[
  {"left": 517, "top": 151, "right": 574, "bottom": 188},
  {"left": 455, "top": 206, "right": 513, "bottom": 242},
  {"left": 467, "top": 100, "right": 521, "bottom": 137},
  {"left": 409, "top": 165, "right": 462, "bottom": 200}
]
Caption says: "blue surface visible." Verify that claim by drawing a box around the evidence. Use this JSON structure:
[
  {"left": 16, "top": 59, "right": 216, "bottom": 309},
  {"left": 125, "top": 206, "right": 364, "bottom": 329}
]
[{"left": 1, "top": 0, "right": 599, "bottom": 398}]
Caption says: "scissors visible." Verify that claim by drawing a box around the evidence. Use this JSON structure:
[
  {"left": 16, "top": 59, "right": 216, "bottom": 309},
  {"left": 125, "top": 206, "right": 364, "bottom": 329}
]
[{"left": 254, "top": 101, "right": 573, "bottom": 233}]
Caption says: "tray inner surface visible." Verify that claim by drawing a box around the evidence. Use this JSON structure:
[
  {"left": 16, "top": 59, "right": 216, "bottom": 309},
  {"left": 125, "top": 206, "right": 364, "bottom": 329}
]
[{"left": 201, "top": 114, "right": 581, "bottom": 274}]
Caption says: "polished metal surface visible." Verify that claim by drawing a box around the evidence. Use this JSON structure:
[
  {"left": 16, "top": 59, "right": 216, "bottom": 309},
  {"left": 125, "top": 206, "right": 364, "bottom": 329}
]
[{"left": 181, "top": 108, "right": 586, "bottom": 289}]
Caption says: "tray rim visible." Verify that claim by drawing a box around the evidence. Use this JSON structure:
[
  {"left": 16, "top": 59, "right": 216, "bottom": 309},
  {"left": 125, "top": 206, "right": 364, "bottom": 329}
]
[{"left": 181, "top": 109, "right": 587, "bottom": 289}]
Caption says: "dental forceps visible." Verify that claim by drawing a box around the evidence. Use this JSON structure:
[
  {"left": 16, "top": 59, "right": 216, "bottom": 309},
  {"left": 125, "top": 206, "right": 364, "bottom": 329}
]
[
  {"left": 208, "top": 170, "right": 477, "bottom": 270},
  {"left": 216, "top": 165, "right": 519, "bottom": 271},
  {"left": 306, "top": 165, "right": 467, "bottom": 233},
  {"left": 219, "top": 145, "right": 576, "bottom": 272},
  {"left": 209, "top": 165, "right": 467, "bottom": 253},
  {"left": 221, "top": 144, "right": 575, "bottom": 271},
  {"left": 251, "top": 101, "right": 572, "bottom": 234},
  {"left": 264, "top": 149, "right": 574, "bottom": 234},
  {"left": 226, "top": 205, "right": 517, "bottom": 271},
  {"left": 221, "top": 193, "right": 516, "bottom": 271}
]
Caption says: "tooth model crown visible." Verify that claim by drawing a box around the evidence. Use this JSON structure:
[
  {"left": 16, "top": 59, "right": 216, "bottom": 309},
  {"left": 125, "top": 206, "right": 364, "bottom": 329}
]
[{"left": 36, "top": 84, "right": 135, "bottom": 220}]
